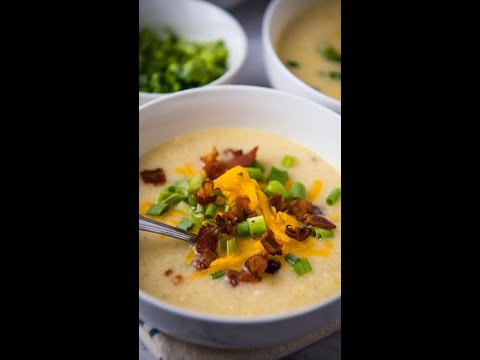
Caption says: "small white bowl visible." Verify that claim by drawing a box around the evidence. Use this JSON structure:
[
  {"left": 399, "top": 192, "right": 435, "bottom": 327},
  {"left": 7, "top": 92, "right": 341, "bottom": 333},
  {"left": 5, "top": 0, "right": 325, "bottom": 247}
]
[
  {"left": 139, "top": 0, "right": 248, "bottom": 106},
  {"left": 139, "top": 85, "right": 341, "bottom": 349},
  {"left": 262, "top": 0, "right": 341, "bottom": 114}
]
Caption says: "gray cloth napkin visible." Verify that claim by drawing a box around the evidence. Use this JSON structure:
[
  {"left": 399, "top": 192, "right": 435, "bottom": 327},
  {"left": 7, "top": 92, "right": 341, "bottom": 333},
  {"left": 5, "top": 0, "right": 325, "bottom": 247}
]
[{"left": 139, "top": 318, "right": 341, "bottom": 360}]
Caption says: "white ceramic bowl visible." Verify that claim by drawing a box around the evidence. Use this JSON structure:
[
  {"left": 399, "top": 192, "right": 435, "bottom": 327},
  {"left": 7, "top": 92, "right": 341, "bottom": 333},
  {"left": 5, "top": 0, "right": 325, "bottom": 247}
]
[
  {"left": 262, "top": 0, "right": 341, "bottom": 114},
  {"left": 139, "top": 0, "right": 248, "bottom": 106},
  {"left": 139, "top": 85, "right": 341, "bottom": 349}
]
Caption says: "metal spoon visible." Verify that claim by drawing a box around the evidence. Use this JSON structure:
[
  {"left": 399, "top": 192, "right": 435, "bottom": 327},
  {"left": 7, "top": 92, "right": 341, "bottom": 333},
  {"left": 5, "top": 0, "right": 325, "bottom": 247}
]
[{"left": 139, "top": 215, "right": 197, "bottom": 244}]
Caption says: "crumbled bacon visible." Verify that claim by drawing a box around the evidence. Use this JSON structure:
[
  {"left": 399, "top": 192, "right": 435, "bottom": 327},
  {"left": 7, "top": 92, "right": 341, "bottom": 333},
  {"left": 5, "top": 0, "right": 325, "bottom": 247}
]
[
  {"left": 201, "top": 147, "right": 226, "bottom": 180},
  {"left": 270, "top": 193, "right": 289, "bottom": 212},
  {"left": 260, "top": 230, "right": 283, "bottom": 255},
  {"left": 238, "top": 271, "right": 262, "bottom": 283},
  {"left": 285, "top": 225, "right": 312, "bottom": 241},
  {"left": 215, "top": 211, "right": 238, "bottom": 234},
  {"left": 303, "top": 214, "right": 336, "bottom": 229},
  {"left": 288, "top": 199, "right": 314, "bottom": 221},
  {"left": 194, "top": 249, "right": 217, "bottom": 270},
  {"left": 195, "top": 224, "right": 218, "bottom": 254},
  {"left": 225, "top": 270, "right": 240, "bottom": 287},
  {"left": 194, "top": 180, "right": 218, "bottom": 205},
  {"left": 265, "top": 259, "right": 281, "bottom": 274},
  {"left": 231, "top": 195, "right": 252, "bottom": 220},
  {"left": 164, "top": 269, "right": 172, "bottom": 276},
  {"left": 244, "top": 254, "right": 268, "bottom": 277},
  {"left": 140, "top": 168, "right": 166, "bottom": 185},
  {"left": 173, "top": 275, "right": 183, "bottom": 284},
  {"left": 225, "top": 147, "right": 258, "bottom": 169}
]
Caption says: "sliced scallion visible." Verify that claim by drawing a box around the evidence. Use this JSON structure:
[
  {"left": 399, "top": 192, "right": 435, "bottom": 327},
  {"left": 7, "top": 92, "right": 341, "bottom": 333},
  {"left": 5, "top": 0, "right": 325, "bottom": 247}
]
[
  {"left": 226, "top": 238, "right": 236, "bottom": 256},
  {"left": 205, "top": 203, "right": 217, "bottom": 218},
  {"left": 176, "top": 218, "right": 194, "bottom": 231},
  {"left": 190, "top": 209, "right": 204, "bottom": 227},
  {"left": 251, "top": 160, "right": 264, "bottom": 172},
  {"left": 289, "top": 182, "right": 306, "bottom": 200},
  {"left": 188, "top": 194, "right": 197, "bottom": 206},
  {"left": 266, "top": 166, "right": 289, "bottom": 185},
  {"left": 308, "top": 226, "right": 334, "bottom": 240},
  {"left": 247, "top": 215, "right": 267, "bottom": 237},
  {"left": 264, "top": 180, "right": 288, "bottom": 198},
  {"left": 326, "top": 187, "right": 341, "bottom": 205},
  {"left": 292, "top": 258, "right": 312, "bottom": 276},
  {"left": 285, "top": 253, "right": 301, "bottom": 265},
  {"left": 211, "top": 270, "right": 226, "bottom": 279},
  {"left": 188, "top": 173, "right": 204, "bottom": 192},
  {"left": 156, "top": 185, "right": 179, "bottom": 203},
  {"left": 281, "top": 155, "right": 295, "bottom": 168},
  {"left": 318, "top": 44, "right": 341, "bottom": 62},
  {"left": 161, "top": 193, "right": 187, "bottom": 206},
  {"left": 175, "top": 200, "right": 192, "bottom": 214},
  {"left": 245, "top": 167, "right": 264, "bottom": 181},
  {"left": 146, "top": 203, "right": 170, "bottom": 216},
  {"left": 237, "top": 220, "right": 250, "bottom": 237}
]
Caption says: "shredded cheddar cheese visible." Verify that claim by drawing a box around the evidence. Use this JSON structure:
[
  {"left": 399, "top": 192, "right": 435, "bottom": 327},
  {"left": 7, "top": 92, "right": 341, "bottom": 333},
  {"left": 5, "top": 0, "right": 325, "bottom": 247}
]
[
  {"left": 175, "top": 163, "right": 197, "bottom": 176},
  {"left": 307, "top": 179, "right": 323, "bottom": 202},
  {"left": 213, "top": 166, "right": 260, "bottom": 210}
]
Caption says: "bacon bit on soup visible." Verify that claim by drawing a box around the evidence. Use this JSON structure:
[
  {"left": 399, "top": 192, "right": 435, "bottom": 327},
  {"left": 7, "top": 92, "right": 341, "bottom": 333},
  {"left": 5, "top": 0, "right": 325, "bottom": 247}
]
[
  {"left": 225, "top": 146, "right": 259, "bottom": 169},
  {"left": 244, "top": 254, "right": 268, "bottom": 277},
  {"left": 225, "top": 270, "right": 240, "bottom": 286},
  {"left": 265, "top": 259, "right": 281, "bottom": 274},
  {"left": 195, "top": 224, "right": 218, "bottom": 254},
  {"left": 225, "top": 269, "right": 261, "bottom": 287},
  {"left": 201, "top": 147, "right": 226, "bottom": 180},
  {"left": 140, "top": 168, "right": 166, "bottom": 185},
  {"left": 270, "top": 193, "right": 289, "bottom": 212},
  {"left": 285, "top": 225, "right": 312, "bottom": 242},
  {"left": 194, "top": 249, "right": 217, "bottom": 270},
  {"left": 288, "top": 199, "right": 313, "bottom": 221},
  {"left": 303, "top": 214, "right": 337, "bottom": 229},
  {"left": 173, "top": 275, "right": 183, "bottom": 285},
  {"left": 215, "top": 212, "right": 238, "bottom": 234},
  {"left": 260, "top": 230, "right": 283, "bottom": 255},
  {"left": 231, "top": 194, "right": 252, "bottom": 220},
  {"left": 194, "top": 180, "right": 218, "bottom": 205},
  {"left": 164, "top": 269, "right": 173, "bottom": 276}
]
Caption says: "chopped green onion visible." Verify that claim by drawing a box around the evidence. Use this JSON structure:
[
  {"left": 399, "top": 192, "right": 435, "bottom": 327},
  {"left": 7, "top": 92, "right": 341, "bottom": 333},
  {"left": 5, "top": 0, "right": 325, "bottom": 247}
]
[
  {"left": 285, "top": 253, "right": 301, "bottom": 265},
  {"left": 309, "top": 226, "right": 335, "bottom": 240},
  {"left": 218, "top": 237, "right": 227, "bottom": 256},
  {"left": 266, "top": 166, "right": 289, "bottom": 185},
  {"left": 264, "top": 180, "right": 288, "bottom": 198},
  {"left": 190, "top": 209, "right": 204, "bottom": 227},
  {"left": 292, "top": 258, "right": 312, "bottom": 276},
  {"left": 224, "top": 204, "right": 231, "bottom": 212},
  {"left": 251, "top": 160, "right": 264, "bottom": 172},
  {"left": 247, "top": 215, "right": 267, "bottom": 237},
  {"left": 211, "top": 270, "right": 226, "bottom": 279},
  {"left": 285, "top": 60, "right": 299, "bottom": 68},
  {"left": 196, "top": 203, "right": 204, "bottom": 213},
  {"left": 188, "top": 194, "right": 197, "bottom": 206},
  {"left": 174, "top": 200, "right": 192, "bottom": 214},
  {"left": 156, "top": 185, "right": 179, "bottom": 202},
  {"left": 205, "top": 203, "right": 217, "bottom": 218},
  {"left": 146, "top": 203, "right": 170, "bottom": 216},
  {"left": 188, "top": 173, "right": 204, "bottom": 192},
  {"left": 326, "top": 187, "right": 341, "bottom": 205},
  {"left": 318, "top": 44, "right": 341, "bottom": 62},
  {"left": 226, "top": 238, "right": 236, "bottom": 256},
  {"left": 161, "top": 193, "right": 187, "bottom": 206},
  {"left": 174, "top": 179, "right": 189, "bottom": 190},
  {"left": 289, "top": 182, "right": 306, "bottom": 200},
  {"left": 202, "top": 219, "right": 217, "bottom": 227},
  {"left": 329, "top": 71, "right": 341, "bottom": 80},
  {"left": 237, "top": 220, "right": 250, "bottom": 237},
  {"left": 245, "top": 167, "right": 264, "bottom": 181},
  {"left": 281, "top": 155, "right": 296, "bottom": 168},
  {"left": 176, "top": 218, "right": 194, "bottom": 231}
]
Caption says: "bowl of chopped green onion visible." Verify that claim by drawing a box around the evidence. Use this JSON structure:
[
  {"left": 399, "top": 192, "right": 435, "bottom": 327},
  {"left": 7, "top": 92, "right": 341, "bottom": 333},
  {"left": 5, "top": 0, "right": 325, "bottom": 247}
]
[
  {"left": 262, "top": 0, "right": 341, "bottom": 114},
  {"left": 139, "top": 0, "right": 247, "bottom": 106}
]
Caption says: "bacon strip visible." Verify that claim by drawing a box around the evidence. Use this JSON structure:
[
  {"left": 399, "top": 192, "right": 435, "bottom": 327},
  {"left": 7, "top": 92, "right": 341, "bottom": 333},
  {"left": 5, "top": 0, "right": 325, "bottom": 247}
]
[
  {"left": 303, "top": 214, "right": 336, "bottom": 229},
  {"left": 288, "top": 199, "right": 314, "bottom": 221},
  {"left": 225, "top": 147, "right": 258, "bottom": 169},
  {"left": 215, "top": 211, "right": 238, "bottom": 234},
  {"left": 195, "top": 224, "right": 218, "bottom": 254},
  {"left": 285, "top": 225, "right": 312, "bottom": 241},
  {"left": 140, "top": 168, "right": 166, "bottom": 185},
  {"left": 260, "top": 229, "right": 283, "bottom": 255},
  {"left": 194, "top": 180, "right": 218, "bottom": 205},
  {"left": 201, "top": 148, "right": 226, "bottom": 180},
  {"left": 270, "top": 193, "right": 289, "bottom": 212}
]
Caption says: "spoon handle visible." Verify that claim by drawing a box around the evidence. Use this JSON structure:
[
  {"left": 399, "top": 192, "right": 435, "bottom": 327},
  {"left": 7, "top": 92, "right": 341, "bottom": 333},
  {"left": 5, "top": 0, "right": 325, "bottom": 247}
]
[{"left": 139, "top": 215, "right": 196, "bottom": 243}]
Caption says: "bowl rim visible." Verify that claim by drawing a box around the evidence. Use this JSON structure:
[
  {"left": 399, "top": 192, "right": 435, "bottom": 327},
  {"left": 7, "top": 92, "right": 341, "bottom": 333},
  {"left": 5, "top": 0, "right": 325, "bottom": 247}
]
[
  {"left": 261, "top": 0, "right": 341, "bottom": 108},
  {"left": 139, "top": 84, "right": 341, "bottom": 324},
  {"left": 139, "top": 0, "right": 248, "bottom": 99}
]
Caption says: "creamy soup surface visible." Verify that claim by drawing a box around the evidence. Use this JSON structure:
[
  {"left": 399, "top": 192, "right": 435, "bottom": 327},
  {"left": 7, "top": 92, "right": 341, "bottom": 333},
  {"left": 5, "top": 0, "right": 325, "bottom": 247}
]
[
  {"left": 277, "top": 0, "right": 341, "bottom": 100},
  {"left": 139, "top": 128, "right": 341, "bottom": 317}
]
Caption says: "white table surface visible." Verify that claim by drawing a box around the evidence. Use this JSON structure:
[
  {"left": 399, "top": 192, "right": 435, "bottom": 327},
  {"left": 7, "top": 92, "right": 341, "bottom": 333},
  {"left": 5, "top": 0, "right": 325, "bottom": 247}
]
[{"left": 139, "top": 1, "right": 341, "bottom": 358}]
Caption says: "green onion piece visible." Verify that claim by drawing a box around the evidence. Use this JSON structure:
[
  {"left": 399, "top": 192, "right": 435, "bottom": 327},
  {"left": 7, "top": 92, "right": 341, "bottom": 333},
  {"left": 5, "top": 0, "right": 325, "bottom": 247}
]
[
  {"left": 285, "top": 253, "right": 301, "bottom": 265},
  {"left": 174, "top": 200, "right": 192, "bottom": 214},
  {"left": 289, "top": 182, "right": 306, "bottom": 200},
  {"left": 176, "top": 218, "right": 194, "bottom": 231},
  {"left": 161, "top": 193, "right": 187, "bottom": 206},
  {"left": 146, "top": 203, "right": 170, "bottom": 216},
  {"left": 226, "top": 238, "right": 236, "bottom": 256},
  {"left": 196, "top": 203, "right": 204, "bottom": 213},
  {"left": 174, "top": 179, "right": 189, "bottom": 190},
  {"left": 224, "top": 204, "right": 231, "bottom": 212},
  {"left": 188, "top": 194, "right": 197, "bottom": 206},
  {"left": 309, "top": 226, "right": 335, "bottom": 240},
  {"left": 202, "top": 219, "right": 217, "bottom": 227},
  {"left": 247, "top": 215, "right": 267, "bottom": 237},
  {"left": 292, "top": 258, "right": 313, "bottom": 276},
  {"left": 218, "top": 237, "right": 227, "bottom": 256},
  {"left": 264, "top": 180, "right": 288, "bottom": 198},
  {"left": 266, "top": 166, "right": 289, "bottom": 185},
  {"left": 190, "top": 209, "right": 204, "bottom": 227},
  {"left": 156, "top": 185, "right": 179, "bottom": 203},
  {"left": 237, "top": 221, "right": 250, "bottom": 237},
  {"left": 210, "top": 270, "right": 226, "bottom": 279},
  {"left": 281, "top": 155, "right": 296, "bottom": 168},
  {"left": 245, "top": 167, "right": 264, "bottom": 181},
  {"left": 188, "top": 173, "right": 204, "bottom": 192},
  {"left": 329, "top": 71, "right": 341, "bottom": 80},
  {"left": 285, "top": 60, "right": 299, "bottom": 68},
  {"left": 251, "top": 160, "right": 264, "bottom": 172},
  {"left": 326, "top": 187, "right": 341, "bottom": 205},
  {"left": 205, "top": 203, "right": 217, "bottom": 218},
  {"left": 318, "top": 44, "right": 341, "bottom": 62}
]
